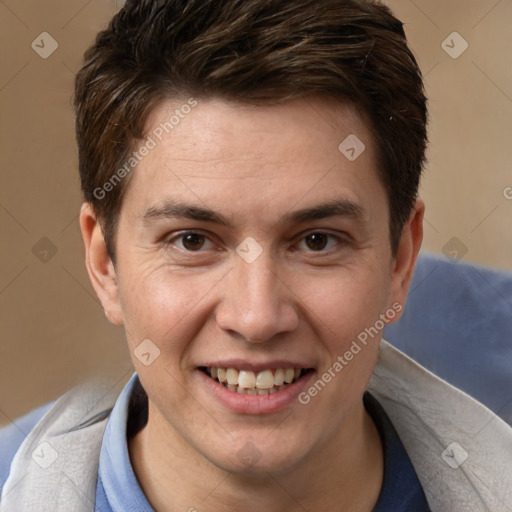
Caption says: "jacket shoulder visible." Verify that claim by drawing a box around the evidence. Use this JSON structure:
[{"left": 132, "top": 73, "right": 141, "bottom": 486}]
[
  {"left": 0, "top": 376, "right": 126, "bottom": 511},
  {"left": 371, "top": 340, "right": 512, "bottom": 512},
  {"left": 0, "top": 402, "right": 55, "bottom": 492}
]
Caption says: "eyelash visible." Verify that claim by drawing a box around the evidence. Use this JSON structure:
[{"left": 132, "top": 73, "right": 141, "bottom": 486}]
[{"left": 165, "top": 230, "right": 346, "bottom": 254}]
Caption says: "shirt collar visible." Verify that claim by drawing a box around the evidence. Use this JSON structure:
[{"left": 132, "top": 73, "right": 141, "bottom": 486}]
[{"left": 96, "top": 373, "right": 153, "bottom": 511}]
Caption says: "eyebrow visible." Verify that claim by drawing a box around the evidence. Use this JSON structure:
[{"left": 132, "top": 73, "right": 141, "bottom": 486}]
[
  {"left": 141, "top": 201, "right": 230, "bottom": 226},
  {"left": 140, "top": 198, "right": 366, "bottom": 227},
  {"left": 284, "top": 199, "right": 365, "bottom": 224}
]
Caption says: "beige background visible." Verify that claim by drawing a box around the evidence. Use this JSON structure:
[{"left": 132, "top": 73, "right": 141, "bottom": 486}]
[{"left": 1, "top": 0, "right": 511, "bottom": 425}]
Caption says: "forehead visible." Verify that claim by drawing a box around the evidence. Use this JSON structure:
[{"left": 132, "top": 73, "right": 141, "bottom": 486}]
[
  {"left": 121, "top": 96, "right": 386, "bottom": 227},
  {"left": 142, "top": 95, "right": 373, "bottom": 166}
]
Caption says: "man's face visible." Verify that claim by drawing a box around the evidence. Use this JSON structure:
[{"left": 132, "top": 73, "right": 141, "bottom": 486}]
[{"left": 105, "top": 97, "right": 408, "bottom": 474}]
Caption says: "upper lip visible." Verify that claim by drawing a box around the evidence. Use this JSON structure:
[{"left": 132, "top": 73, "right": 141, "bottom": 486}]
[{"left": 198, "top": 360, "right": 315, "bottom": 372}]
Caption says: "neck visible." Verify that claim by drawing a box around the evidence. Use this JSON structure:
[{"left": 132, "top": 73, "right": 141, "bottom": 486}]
[{"left": 129, "top": 400, "right": 383, "bottom": 512}]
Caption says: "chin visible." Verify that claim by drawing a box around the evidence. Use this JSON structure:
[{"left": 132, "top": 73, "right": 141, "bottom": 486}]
[{"left": 206, "top": 434, "right": 311, "bottom": 477}]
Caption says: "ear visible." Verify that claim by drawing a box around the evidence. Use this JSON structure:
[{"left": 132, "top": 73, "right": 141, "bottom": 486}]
[
  {"left": 79, "top": 202, "right": 124, "bottom": 326},
  {"left": 387, "top": 198, "right": 424, "bottom": 322}
]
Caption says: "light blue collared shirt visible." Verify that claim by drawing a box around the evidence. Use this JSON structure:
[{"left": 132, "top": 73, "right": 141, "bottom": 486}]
[{"left": 95, "top": 374, "right": 154, "bottom": 511}]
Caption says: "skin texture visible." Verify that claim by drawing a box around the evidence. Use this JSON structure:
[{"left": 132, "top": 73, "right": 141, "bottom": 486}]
[{"left": 80, "top": 96, "right": 424, "bottom": 511}]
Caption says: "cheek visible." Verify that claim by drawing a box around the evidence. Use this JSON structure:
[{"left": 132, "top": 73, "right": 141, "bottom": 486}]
[
  {"left": 289, "top": 267, "right": 388, "bottom": 443},
  {"left": 293, "top": 264, "right": 390, "bottom": 350},
  {"left": 118, "top": 268, "right": 217, "bottom": 418},
  {"left": 118, "top": 266, "right": 223, "bottom": 363}
]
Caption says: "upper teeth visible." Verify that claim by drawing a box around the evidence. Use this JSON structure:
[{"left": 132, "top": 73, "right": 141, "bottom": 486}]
[{"left": 208, "top": 367, "right": 303, "bottom": 389}]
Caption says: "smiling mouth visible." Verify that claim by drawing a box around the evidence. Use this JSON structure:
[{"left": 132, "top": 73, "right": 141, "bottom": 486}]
[{"left": 199, "top": 366, "right": 314, "bottom": 395}]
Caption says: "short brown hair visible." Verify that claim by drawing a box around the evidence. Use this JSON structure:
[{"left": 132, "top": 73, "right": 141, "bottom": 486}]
[{"left": 74, "top": 0, "right": 428, "bottom": 263}]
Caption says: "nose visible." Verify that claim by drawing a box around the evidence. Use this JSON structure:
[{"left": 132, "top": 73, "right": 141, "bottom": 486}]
[{"left": 215, "top": 254, "right": 299, "bottom": 343}]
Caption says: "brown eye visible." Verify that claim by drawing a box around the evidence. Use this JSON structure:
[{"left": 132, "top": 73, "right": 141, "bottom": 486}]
[
  {"left": 304, "top": 233, "right": 329, "bottom": 251},
  {"left": 181, "top": 233, "right": 206, "bottom": 251}
]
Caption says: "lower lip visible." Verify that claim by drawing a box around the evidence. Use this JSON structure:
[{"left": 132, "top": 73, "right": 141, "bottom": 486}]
[{"left": 196, "top": 369, "right": 315, "bottom": 415}]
